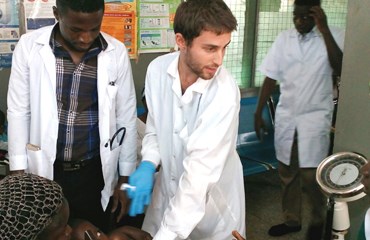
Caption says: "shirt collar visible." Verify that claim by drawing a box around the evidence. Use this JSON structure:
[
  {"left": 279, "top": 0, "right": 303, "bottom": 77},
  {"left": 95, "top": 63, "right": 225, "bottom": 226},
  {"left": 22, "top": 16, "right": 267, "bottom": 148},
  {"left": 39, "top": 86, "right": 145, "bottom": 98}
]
[{"left": 168, "top": 52, "right": 214, "bottom": 103}]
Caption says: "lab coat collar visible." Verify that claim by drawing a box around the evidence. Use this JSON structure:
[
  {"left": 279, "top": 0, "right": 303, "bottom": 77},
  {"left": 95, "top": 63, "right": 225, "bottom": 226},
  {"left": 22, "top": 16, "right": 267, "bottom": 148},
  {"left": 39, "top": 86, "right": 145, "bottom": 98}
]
[
  {"left": 167, "top": 52, "right": 213, "bottom": 104},
  {"left": 291, "top": 26, "right": 320, "bottom": 40},
  {"left": 167, "top": 51, "right": 180, "bottom": 79},
  {"left": 35, "top": 25, "right": 55, "bottom": 46}
]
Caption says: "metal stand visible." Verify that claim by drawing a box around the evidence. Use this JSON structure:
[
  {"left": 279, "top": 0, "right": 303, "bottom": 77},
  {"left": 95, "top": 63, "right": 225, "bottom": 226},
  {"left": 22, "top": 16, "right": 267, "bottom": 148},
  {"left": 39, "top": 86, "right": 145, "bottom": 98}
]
[{"left": 324, "top": 196, "right": 335, "bottom": 240}]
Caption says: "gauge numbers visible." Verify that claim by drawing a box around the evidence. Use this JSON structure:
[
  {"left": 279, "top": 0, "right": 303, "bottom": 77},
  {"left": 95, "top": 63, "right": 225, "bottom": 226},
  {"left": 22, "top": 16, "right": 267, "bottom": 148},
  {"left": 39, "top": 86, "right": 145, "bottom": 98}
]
[
  {"left": 322, "top": 159, "right": 362, "bottom": 190},
  {"left": 317, "top": 152, "right": 368, "bottom": 201}
]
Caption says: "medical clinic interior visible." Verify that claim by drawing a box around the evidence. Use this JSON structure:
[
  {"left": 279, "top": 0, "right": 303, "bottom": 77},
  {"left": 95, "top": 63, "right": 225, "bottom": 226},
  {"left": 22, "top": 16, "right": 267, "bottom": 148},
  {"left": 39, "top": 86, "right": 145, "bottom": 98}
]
[{"left": 0, "top": 0, "right": 370, "bottom": 240}]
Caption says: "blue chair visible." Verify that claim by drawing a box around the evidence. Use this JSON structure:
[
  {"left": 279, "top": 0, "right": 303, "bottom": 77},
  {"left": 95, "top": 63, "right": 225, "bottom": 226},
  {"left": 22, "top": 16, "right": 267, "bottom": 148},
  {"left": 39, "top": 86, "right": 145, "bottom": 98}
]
[{"left": 237, "top": 93, "right": 278, "bottom": 176}]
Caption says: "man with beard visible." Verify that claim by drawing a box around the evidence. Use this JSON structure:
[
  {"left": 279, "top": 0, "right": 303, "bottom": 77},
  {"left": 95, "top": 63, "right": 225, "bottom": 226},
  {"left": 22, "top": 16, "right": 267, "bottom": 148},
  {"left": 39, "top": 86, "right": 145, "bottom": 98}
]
[{"left": 127, "top": 0, "right": 246, "bottom": 239}]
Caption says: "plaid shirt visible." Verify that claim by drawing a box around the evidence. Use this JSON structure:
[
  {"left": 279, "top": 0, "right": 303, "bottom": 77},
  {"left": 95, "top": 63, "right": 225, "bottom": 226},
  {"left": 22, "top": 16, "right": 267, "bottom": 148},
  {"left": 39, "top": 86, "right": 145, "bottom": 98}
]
[{"left": 50, "top": 25, "right": 108, "bottom": 162}]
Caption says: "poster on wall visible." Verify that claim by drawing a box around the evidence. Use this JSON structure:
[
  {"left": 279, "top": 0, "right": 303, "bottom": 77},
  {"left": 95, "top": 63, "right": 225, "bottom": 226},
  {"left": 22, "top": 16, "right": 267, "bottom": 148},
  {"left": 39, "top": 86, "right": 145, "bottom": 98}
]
[
  {"left": 0, "top": 0, "right": 20, "bottom": 68},
  {"left": 0, "top": 0, "right": 181, "bottom": 67},
  {"left": 138, "top": 0, "right": 180, "bottom": 54},
  {"left": 22, "top": 0, "right": 56, "bottom": 33},
  {"left": 102, "top": 0, "right": 138, "bottom": 59}
]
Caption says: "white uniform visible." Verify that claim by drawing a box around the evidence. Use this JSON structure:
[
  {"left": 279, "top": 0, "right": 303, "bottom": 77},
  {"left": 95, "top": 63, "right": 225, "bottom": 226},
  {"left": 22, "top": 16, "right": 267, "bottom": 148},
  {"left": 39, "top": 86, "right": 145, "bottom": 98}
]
[
  {"left": 259, "top": 27, "right": 345, "bottom": 167},
  {"left": 365, "top": 208, "right": 370, "bottom": 239},
  {"left": 141, "top": 52, "right": 246, "bottom": 240},
  {"left": 7, "top": 25, "right": 137, "bottom": 210}
]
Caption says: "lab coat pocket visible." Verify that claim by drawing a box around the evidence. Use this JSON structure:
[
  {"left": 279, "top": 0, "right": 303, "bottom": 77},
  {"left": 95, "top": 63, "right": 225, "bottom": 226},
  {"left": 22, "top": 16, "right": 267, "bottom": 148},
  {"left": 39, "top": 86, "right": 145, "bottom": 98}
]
[
  {"left": 26, "top": 146, "right": 53, "bottom": 179},
  {"left": 107, "top": 84, "right": 118, "bottom": 109},
  {"left": 109, "top": 144, "right": 121, "bottom": 161}
]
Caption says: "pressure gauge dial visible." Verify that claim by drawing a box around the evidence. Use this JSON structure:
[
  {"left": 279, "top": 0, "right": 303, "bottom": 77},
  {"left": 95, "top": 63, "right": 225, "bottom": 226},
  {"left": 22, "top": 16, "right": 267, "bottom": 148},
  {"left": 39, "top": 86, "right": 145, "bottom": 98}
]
[{"left": 316, "top": 152, "right": 368, "bottom": 202}]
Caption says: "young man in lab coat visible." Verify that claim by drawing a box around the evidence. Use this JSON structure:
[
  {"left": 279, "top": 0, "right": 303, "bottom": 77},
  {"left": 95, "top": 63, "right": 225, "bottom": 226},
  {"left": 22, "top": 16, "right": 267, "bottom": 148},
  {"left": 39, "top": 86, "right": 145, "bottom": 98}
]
[
  {"left": 7, "top": 0, "right": 137, "bottom": 232},
  {"left": 254, "top": 0, "right": 344, "bottom": 239},
  {"left": 127, "top": 0, "right": 246, "bottom": 239}
]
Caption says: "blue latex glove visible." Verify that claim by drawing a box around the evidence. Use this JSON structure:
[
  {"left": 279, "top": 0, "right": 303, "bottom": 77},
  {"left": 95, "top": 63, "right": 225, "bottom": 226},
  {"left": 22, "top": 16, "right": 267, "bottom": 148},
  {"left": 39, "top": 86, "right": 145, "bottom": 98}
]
[{"left": 128, "top": 161, "right": 156, "bottom": 216}]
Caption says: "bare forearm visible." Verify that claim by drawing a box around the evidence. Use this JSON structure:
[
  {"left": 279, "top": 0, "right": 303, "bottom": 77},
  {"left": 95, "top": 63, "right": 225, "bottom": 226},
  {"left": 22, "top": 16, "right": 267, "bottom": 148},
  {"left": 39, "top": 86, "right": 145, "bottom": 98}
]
[
  {"left": 255, "top": 77, "right": 277, "bottom": 116},
  {"left": 322, "top": 30, "right": 343, "bottom": 76},
  {"left": 311, "top": 6, "right": 343, "bottom": 75}
]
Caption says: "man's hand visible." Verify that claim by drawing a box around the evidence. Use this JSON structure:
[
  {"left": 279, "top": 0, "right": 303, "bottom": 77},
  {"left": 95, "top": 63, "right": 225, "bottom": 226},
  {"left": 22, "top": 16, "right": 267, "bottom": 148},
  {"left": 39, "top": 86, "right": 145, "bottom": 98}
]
[
  {"left": 232, "top": 230, "right": 245, "bottom": 240},
  {"left": 309, "top": 6, "right": 343, "bottom": 75},
  {"left": 128, "top": 161, "right": 156, "bottom": 216},
  {"left": 310, "top": 6, "right": 329, "bottom": 34},
  {"left": 254, "top": 113, "right": 266, "bottom": 141},
  {"left": 111, "top": 176, "right": 130, "bottom": 223}
]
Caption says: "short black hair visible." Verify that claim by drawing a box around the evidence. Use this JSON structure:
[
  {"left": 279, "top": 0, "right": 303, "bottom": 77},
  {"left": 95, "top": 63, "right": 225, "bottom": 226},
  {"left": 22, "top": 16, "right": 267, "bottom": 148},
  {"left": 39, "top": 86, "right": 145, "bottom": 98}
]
[
  {"left": 56, "top": 0, "right": 105, "bottom": 14},
  {"left": 294, "top": 0, "right": 320, "bottom": 6}
]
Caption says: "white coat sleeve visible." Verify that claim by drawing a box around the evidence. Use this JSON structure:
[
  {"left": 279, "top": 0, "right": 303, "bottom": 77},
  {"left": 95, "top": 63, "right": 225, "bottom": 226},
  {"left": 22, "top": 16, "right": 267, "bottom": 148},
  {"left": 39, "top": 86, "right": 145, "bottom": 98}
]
[
  {"left": 259, "top": 31, "right": 286, "bottom": 81},
  {"left": 139, "top": 65, "right": 162, "bottom": 167},
  {"left": 7, "top": 35, "right": 31, "bottom": 171},
  {"left": 115, "top": 44, "right": 138, "bottom": 176},
  {"left": 156, "top": 86, "right": 240, "bottom": 239}
]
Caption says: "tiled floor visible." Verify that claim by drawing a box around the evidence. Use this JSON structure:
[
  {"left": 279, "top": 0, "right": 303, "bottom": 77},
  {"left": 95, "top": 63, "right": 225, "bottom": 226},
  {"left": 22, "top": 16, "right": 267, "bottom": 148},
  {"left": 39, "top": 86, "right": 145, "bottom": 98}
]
[{"left": 244, "top": 170, "right": 370, "bottom": 240}]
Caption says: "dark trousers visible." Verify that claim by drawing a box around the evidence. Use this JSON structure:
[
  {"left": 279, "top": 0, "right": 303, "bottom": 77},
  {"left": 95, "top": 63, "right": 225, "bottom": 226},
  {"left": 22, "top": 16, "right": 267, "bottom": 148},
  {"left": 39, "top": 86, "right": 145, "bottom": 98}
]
[
  {"left": 54, "top": 158, "right": 111, "bottom": 232},
  {"left": 278, "top": 135, "right": 326, "bottom": 227}
]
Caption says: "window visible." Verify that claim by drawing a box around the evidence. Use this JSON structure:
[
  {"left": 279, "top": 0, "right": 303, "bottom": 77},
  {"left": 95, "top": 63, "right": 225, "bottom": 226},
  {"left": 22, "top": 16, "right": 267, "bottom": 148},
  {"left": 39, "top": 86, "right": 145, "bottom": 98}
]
[{"left": 223, "top": 0, "right": 348, "bottom": 88}]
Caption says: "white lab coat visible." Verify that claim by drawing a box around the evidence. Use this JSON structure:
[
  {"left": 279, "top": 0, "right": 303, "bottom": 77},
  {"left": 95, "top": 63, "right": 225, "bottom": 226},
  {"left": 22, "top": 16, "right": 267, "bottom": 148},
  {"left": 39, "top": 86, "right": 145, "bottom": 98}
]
[
  {"left": 365, "top": 208, "right": 370, "bottom": 239},
  {"left": 141, "top": 52, "right": 246, "bottom": 240},
  {"left": 7, "top": 25, "right": 137, "bottom": 210},
  {"left": 259, "top": 27, "right": 345, "bottom": 168}
]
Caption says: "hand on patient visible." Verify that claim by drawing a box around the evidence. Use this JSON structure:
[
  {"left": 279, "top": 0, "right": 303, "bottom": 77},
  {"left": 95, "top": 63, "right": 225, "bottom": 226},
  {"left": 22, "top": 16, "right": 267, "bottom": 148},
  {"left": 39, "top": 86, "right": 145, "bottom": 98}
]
[{"left": 128, "top": 161, "right": 156, "bottom": 216}]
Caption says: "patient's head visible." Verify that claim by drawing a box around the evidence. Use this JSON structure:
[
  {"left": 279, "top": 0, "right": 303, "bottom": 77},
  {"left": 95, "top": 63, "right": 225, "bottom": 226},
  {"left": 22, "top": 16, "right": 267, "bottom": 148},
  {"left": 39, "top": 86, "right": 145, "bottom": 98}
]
[{"left": 0, "top": 173, "right": 72, "bottom": 240}]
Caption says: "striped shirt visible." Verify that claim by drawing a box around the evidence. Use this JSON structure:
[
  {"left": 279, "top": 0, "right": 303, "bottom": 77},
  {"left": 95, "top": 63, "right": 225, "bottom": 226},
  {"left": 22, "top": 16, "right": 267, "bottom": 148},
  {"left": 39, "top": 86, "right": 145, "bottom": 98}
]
[{"left": 50, "top": 25, "right": 108, "bottom": 162}]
